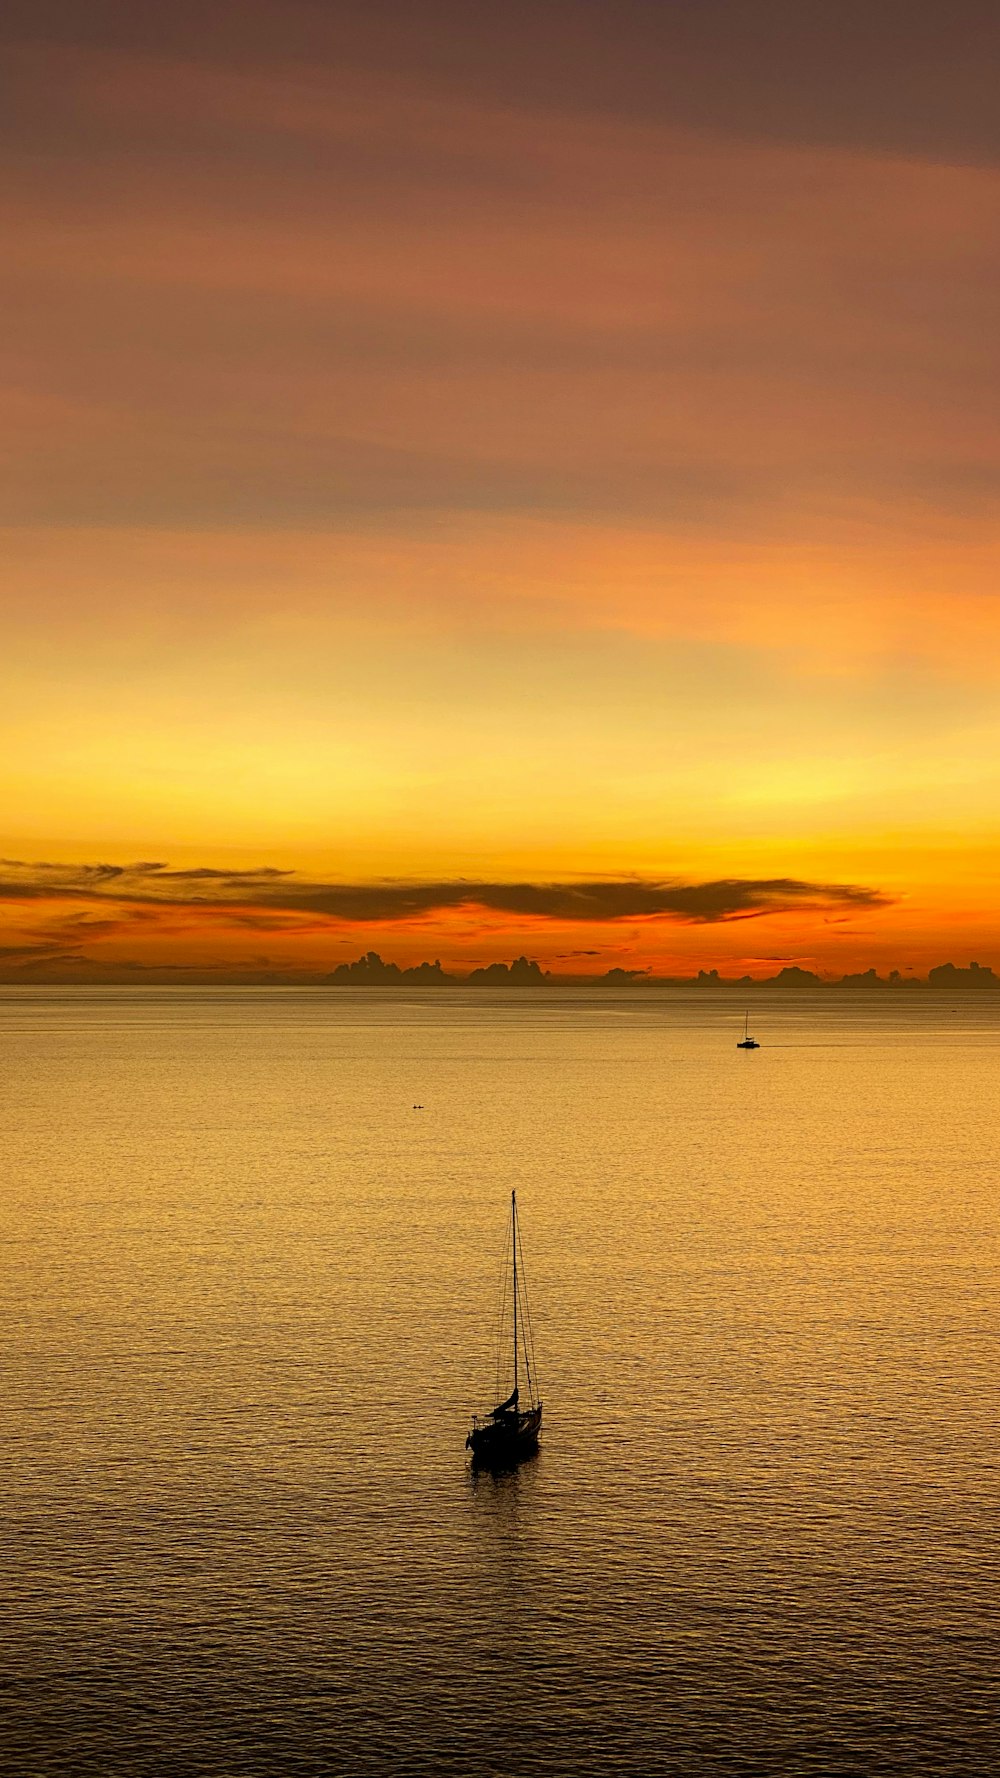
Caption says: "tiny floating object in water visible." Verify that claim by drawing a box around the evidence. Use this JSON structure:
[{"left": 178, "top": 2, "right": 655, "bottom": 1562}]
[
  {"left": 466, "top": 1190, "right": 542, "bottom": 1466},
  {"left": 736, "top": 1010, "right": 760, "bottom": 1049}
]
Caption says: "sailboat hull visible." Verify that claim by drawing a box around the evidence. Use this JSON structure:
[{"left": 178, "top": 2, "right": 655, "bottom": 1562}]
[
  {"left": 466, "top": 1192, "right": 542, "bottom": 1465},
  {"left": 466, "top": 1405, "right": 542, "bottom": 1465}
]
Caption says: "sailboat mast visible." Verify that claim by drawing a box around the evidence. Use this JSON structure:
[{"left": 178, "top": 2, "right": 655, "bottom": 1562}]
[{"left": 512, "top": 1190, "right": 518, "bottom": 1401}]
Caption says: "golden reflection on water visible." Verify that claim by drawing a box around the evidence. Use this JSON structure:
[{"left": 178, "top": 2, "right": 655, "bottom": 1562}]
[{"left": 2, "top": 988, "right": 998, "bottom": 1775}]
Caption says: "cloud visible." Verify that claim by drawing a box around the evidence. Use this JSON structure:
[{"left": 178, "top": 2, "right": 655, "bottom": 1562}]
[
  {"left": 0, "top": 940, "right": 69, "bottom": 958},
  {"left": 4, "top": 15, "right": 998, "bottom": 540},
  {"left": 4, "top": 1, "right": 998, "bottom": 166},
  {"left": 0, "top": 940, "right": 89, "bottom": 966},
  {"left": 0, "top": 859, "right": 890, "bottom": 925}
]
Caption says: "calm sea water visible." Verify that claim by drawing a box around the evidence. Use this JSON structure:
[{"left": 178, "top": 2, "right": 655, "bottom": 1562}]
[{"left": 2, "top": 987, "right": 998, "bottom": 1776}]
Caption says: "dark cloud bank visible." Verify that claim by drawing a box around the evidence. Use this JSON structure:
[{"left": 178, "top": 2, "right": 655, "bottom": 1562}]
[{"left": 0, "top": 860, "right": 887, "bottom": 924}]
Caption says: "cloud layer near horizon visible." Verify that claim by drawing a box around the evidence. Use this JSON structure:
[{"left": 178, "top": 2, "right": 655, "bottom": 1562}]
[{"left": 0, "top": 861, "right": 889, "bottom": 925}]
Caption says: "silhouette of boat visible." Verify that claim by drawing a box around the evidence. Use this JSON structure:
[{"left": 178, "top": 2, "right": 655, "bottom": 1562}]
[
  {"left": 737, "top": 1011, "right": 760, "bottom": 1049},
  {"left": 466, "top": 1191, "right": 542, "bottom": 1465}
]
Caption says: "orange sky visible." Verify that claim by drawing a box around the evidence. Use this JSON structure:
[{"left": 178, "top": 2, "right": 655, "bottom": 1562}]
[{"left": 3, "top": 2, "right": 999, "bottom": 981}]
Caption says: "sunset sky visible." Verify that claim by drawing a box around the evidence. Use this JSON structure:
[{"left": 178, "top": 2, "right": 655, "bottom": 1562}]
[{"left": 3, "top": 0, "right": 999, "bottom": 980}]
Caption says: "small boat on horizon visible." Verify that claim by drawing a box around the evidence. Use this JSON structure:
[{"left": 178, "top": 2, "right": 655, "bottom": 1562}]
[
  {"left": 466, "top": 1190, "right": 542, "bottom": 1466},
  {"left": 737, "top": 1010, "right": 760, "bottom": 1050}
]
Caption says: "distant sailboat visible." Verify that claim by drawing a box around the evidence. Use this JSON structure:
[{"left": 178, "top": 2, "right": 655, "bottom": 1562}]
[
  {"left": 466, "top": 1191, "right": 542, "bottom": 1465},
  {"left": 737, "top": 1011, "right": 760, "bottom": 1050}
]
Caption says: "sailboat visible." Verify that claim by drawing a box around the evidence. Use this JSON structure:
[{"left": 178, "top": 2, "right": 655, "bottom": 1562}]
[
  {"left": 466, "top": 1191, "right": 542, "bottom": 1464},
  {"left": 737, "top": 1010, "right": 760, "bottom": 1049}
]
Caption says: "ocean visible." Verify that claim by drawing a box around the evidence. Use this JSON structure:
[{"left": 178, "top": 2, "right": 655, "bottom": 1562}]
[{"left": 3, "top": 986, "right": 998, "bottom": 1775}]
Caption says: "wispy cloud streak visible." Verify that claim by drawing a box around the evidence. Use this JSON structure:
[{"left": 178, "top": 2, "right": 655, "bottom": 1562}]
[{"left": 0, "top": 860, "right": 889, "bottom": 925}]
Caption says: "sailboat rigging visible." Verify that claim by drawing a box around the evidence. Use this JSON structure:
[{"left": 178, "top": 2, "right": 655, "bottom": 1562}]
[
  {"left": 737, "top": 1010, "right": 760, "bottom": 1049},
  {"left": 466, "top": 1191, "right": 542, "bottom": 1464}
]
